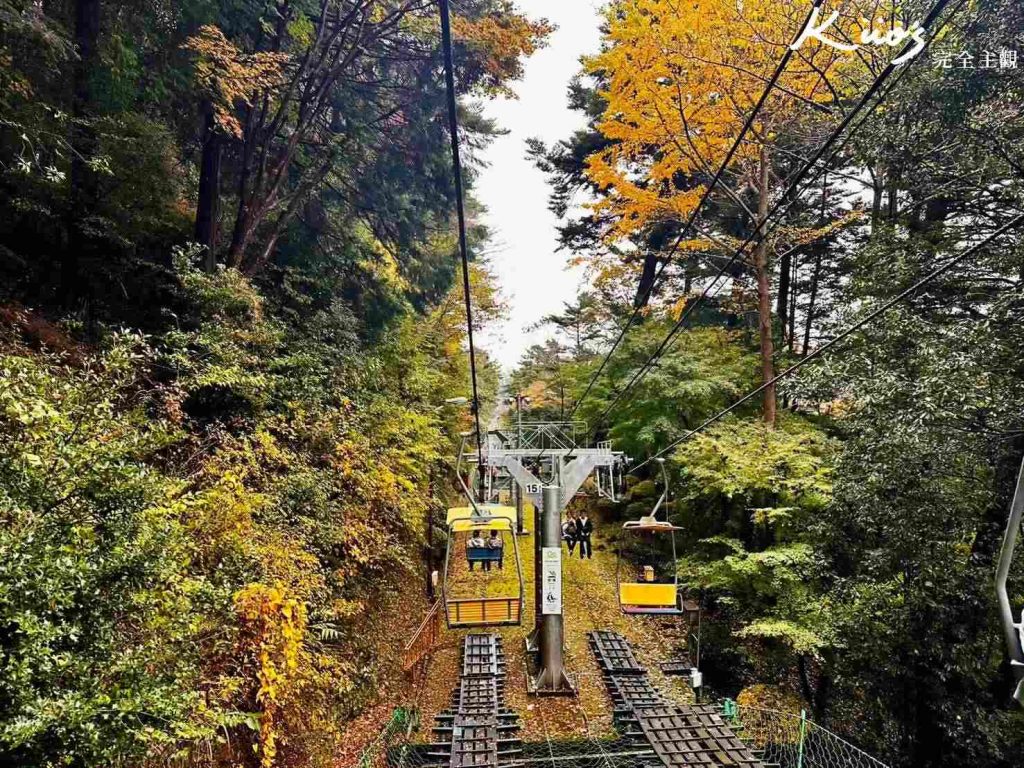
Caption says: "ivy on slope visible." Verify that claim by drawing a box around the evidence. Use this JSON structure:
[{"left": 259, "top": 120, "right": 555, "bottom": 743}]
[{"left": 0, "top": 255, "right": 470, "bottom": 767}]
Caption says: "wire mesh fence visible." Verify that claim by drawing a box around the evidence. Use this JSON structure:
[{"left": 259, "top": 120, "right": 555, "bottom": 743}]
[
  {"left": 725, "top": 702, "right": 889, "bottom": 768},
  {"left": 355, "top": 718, "right": 655, "bottom": 768},
  {"left": 354, "top": 702, "right": 891, "bottom": 768},
  {"left": 357, "top": 708, "right": 420, "bottom": 768}
]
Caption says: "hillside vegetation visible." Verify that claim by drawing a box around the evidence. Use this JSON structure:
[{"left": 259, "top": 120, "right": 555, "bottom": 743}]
[
  {"left": 0, "top": 0, "right": 545, "bottom": 765},
  {"left": 515, "top": 0, "right": 1024, "bottom": 765}
]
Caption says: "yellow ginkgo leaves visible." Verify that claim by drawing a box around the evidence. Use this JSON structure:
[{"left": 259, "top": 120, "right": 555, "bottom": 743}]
[{"left": 583, "top": 0, "right": 860, "bottom": 242}]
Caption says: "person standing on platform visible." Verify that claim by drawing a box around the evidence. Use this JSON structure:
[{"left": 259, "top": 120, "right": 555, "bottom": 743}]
[{"left": 576, "top": 512, "right": 593, "bottom": 559}]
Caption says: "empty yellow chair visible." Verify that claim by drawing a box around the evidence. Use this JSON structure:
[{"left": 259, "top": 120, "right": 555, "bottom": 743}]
[{"left": 616, "top": 459, "right": 685, "bottom": 615}]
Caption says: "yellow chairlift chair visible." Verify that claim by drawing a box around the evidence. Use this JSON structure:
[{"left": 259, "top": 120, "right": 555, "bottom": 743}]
[
  {"left": 440, "top": 434, "right": 525, "bottom": 628},
  {"left": 617, "top": 458, "right": 685, "bottom": 615}
]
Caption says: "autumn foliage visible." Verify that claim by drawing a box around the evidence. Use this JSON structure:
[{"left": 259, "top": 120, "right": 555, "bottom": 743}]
[
  {"left": 584, "top": 0, "right": 855, "bottom": 238},
  {"left": 184, "top": 26, "right": 289, "bottom": 138}
]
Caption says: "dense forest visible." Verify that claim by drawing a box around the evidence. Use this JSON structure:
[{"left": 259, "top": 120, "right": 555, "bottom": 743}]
[
  {"left": 3, "top": 0, "right": 1024, "bottom": 767},
  {"left": 0, "top": 0, "right": 543, "bottom": 765},
  {"left": 515, "top": 0, "right": 1024, "bottom": 765}
]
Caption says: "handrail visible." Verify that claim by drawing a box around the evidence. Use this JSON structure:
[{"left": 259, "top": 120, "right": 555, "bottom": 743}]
[
  {"left": 401, "top": 599, "right": 442, "bottom": 673},
  {"left": 514, "top": 421, "right": 589, "bottom": 450},
  {"left": 995, "top": 455, "right": 1024, "bottom": 702}
]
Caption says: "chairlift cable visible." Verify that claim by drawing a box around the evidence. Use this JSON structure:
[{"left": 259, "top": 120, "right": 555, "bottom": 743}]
[
  {"left": 632, "top": 211, "right": 1024, "bottom": 472},
  {"left": 440, "top": 0, "right": 484, "bottom": 467},
  {"left": 551, "top": 0, "right": 830, "bottom": 433},
  {"left": 586, "top": 0, "right": 967, "bottom": 437},
  {"left": 548, "top": 0, "right": 963, "bottom": 465}
]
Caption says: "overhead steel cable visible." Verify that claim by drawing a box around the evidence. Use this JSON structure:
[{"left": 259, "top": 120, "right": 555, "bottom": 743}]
[
  {"left": 551, "top": 0, "right": 829, "bottom": 432},
  {"left": 587, "top": 0, "right": 967, "bottom": 436},
  {"left": 631, "top": 211, "right": 1024, "bottom": 472},
  {"left": 439, "top": 0, "right": 484, "bottom": 468}
]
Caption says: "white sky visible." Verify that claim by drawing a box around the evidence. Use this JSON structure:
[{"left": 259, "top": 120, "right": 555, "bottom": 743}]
[{"left": 474, "top": 0, "right": 604, "bottom": 372}]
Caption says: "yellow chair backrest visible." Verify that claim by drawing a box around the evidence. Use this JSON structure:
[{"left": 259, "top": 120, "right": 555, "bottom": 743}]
[
  {"left": 446, "top": 506, "right": 516, "bottom": 531},
  {"left": 619, "top": 582, "right": 677, "bottom": 608}
]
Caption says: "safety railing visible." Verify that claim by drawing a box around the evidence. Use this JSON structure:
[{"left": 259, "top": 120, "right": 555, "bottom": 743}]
[
  {"left": 512, "top": 421, "right": 588, "bottom": 450},
  {"left": 401, "top": 600, "right": 441, "bottom": 674},
  {"left": 724, "top": 701, "right": 889, "bottom": 768}
]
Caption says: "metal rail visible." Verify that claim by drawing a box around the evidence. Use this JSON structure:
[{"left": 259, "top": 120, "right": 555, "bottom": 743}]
[
  {"left": 423, "top": 634, "right": 523, "bottom": 768},
  {"left": 995, "top": 455, "right": 1024, "bottom": 702},
  {"left": 589, "top": 630, "right": 763, "bottom": 767}
]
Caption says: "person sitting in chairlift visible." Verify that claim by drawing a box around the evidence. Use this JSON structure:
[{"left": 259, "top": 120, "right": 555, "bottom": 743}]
[
  {"left": 467, "top": 531, "right": 486, "bottom": 571},
  {"left": 486, "top": 529, "right": 503, "bottom": 570}
]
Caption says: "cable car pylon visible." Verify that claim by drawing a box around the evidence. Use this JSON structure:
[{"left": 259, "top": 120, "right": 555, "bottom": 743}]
[{"left": 528, "top": 483, "right": 575, "bottom": 695}]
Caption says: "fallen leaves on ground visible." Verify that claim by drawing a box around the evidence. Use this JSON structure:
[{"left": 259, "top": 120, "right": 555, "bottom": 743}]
[{"left": 411, "top": 509, "right": 693, "bottom": 746}]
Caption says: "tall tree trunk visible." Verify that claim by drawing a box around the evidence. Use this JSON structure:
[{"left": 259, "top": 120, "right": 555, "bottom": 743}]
[
  {"left": 195, "top": 104, "right": 223, "bottom": 272},
  {"left": 66, "top": 0, "right": 102, "bottom": 304},
  {"left": 634, "top": 252, "right": 659, "bottom": 309},
  {"left": 870, "top": 164, "right": 883, "bottom": 231},
  {"left": 755, "top": 145, "right": 776, "bottom": 426},
  {"left": 886, "top": 167, "right": 899, "bottom": 220},
  {"left": 775, "top": 246, "right": 791, "bottom": 346},
  {"left": 227, "top": 102, "right": 258, "bottom": 269},
  {"left": 787, "top": 255, "right": 798, "bottom": 354},
  {"left": 802, "top": 249, "right": 823, "bottom": 356},
  {"left": 812, "top": 651, "right": 833, "bottom": 721},
  {"left": 776, "top": 248, "right": 792, "bottom": 409}
]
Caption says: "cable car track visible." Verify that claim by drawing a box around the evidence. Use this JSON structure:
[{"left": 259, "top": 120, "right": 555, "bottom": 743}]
[
  {"left": 420, "top": 634, "right": 523, "bottom": 768},
  {"left": 589, "top": 631, "right": 764, "bottom": 768}
]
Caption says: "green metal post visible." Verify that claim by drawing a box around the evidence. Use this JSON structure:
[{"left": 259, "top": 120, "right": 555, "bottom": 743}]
[{"left": 797, "top": 708, "right": 808, "bottom": 768}]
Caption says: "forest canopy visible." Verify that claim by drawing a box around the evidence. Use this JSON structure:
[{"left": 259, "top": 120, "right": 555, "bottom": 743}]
[
  {"left": 0, "top": 0, "right": 540, "bottom": 765},
  {"left": 517, "top": 0, "right": 1024, "bottom": 765}
]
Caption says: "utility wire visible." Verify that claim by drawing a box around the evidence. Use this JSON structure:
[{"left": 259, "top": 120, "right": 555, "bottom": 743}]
[
  {"left": 526, "top": 0, "right": 830, "bottom": 474},
  {"left": 588, "top": 0, "right": 966, "bottom": 436},
  {"left": 553, "top": 0, "right": 829, "bottom": 432},
  {"left": 440, "top": 0, "right": 484, "bottom": 469},
  {"left": 632, "top": 212, "right": 1024, "bottom": 472}
]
